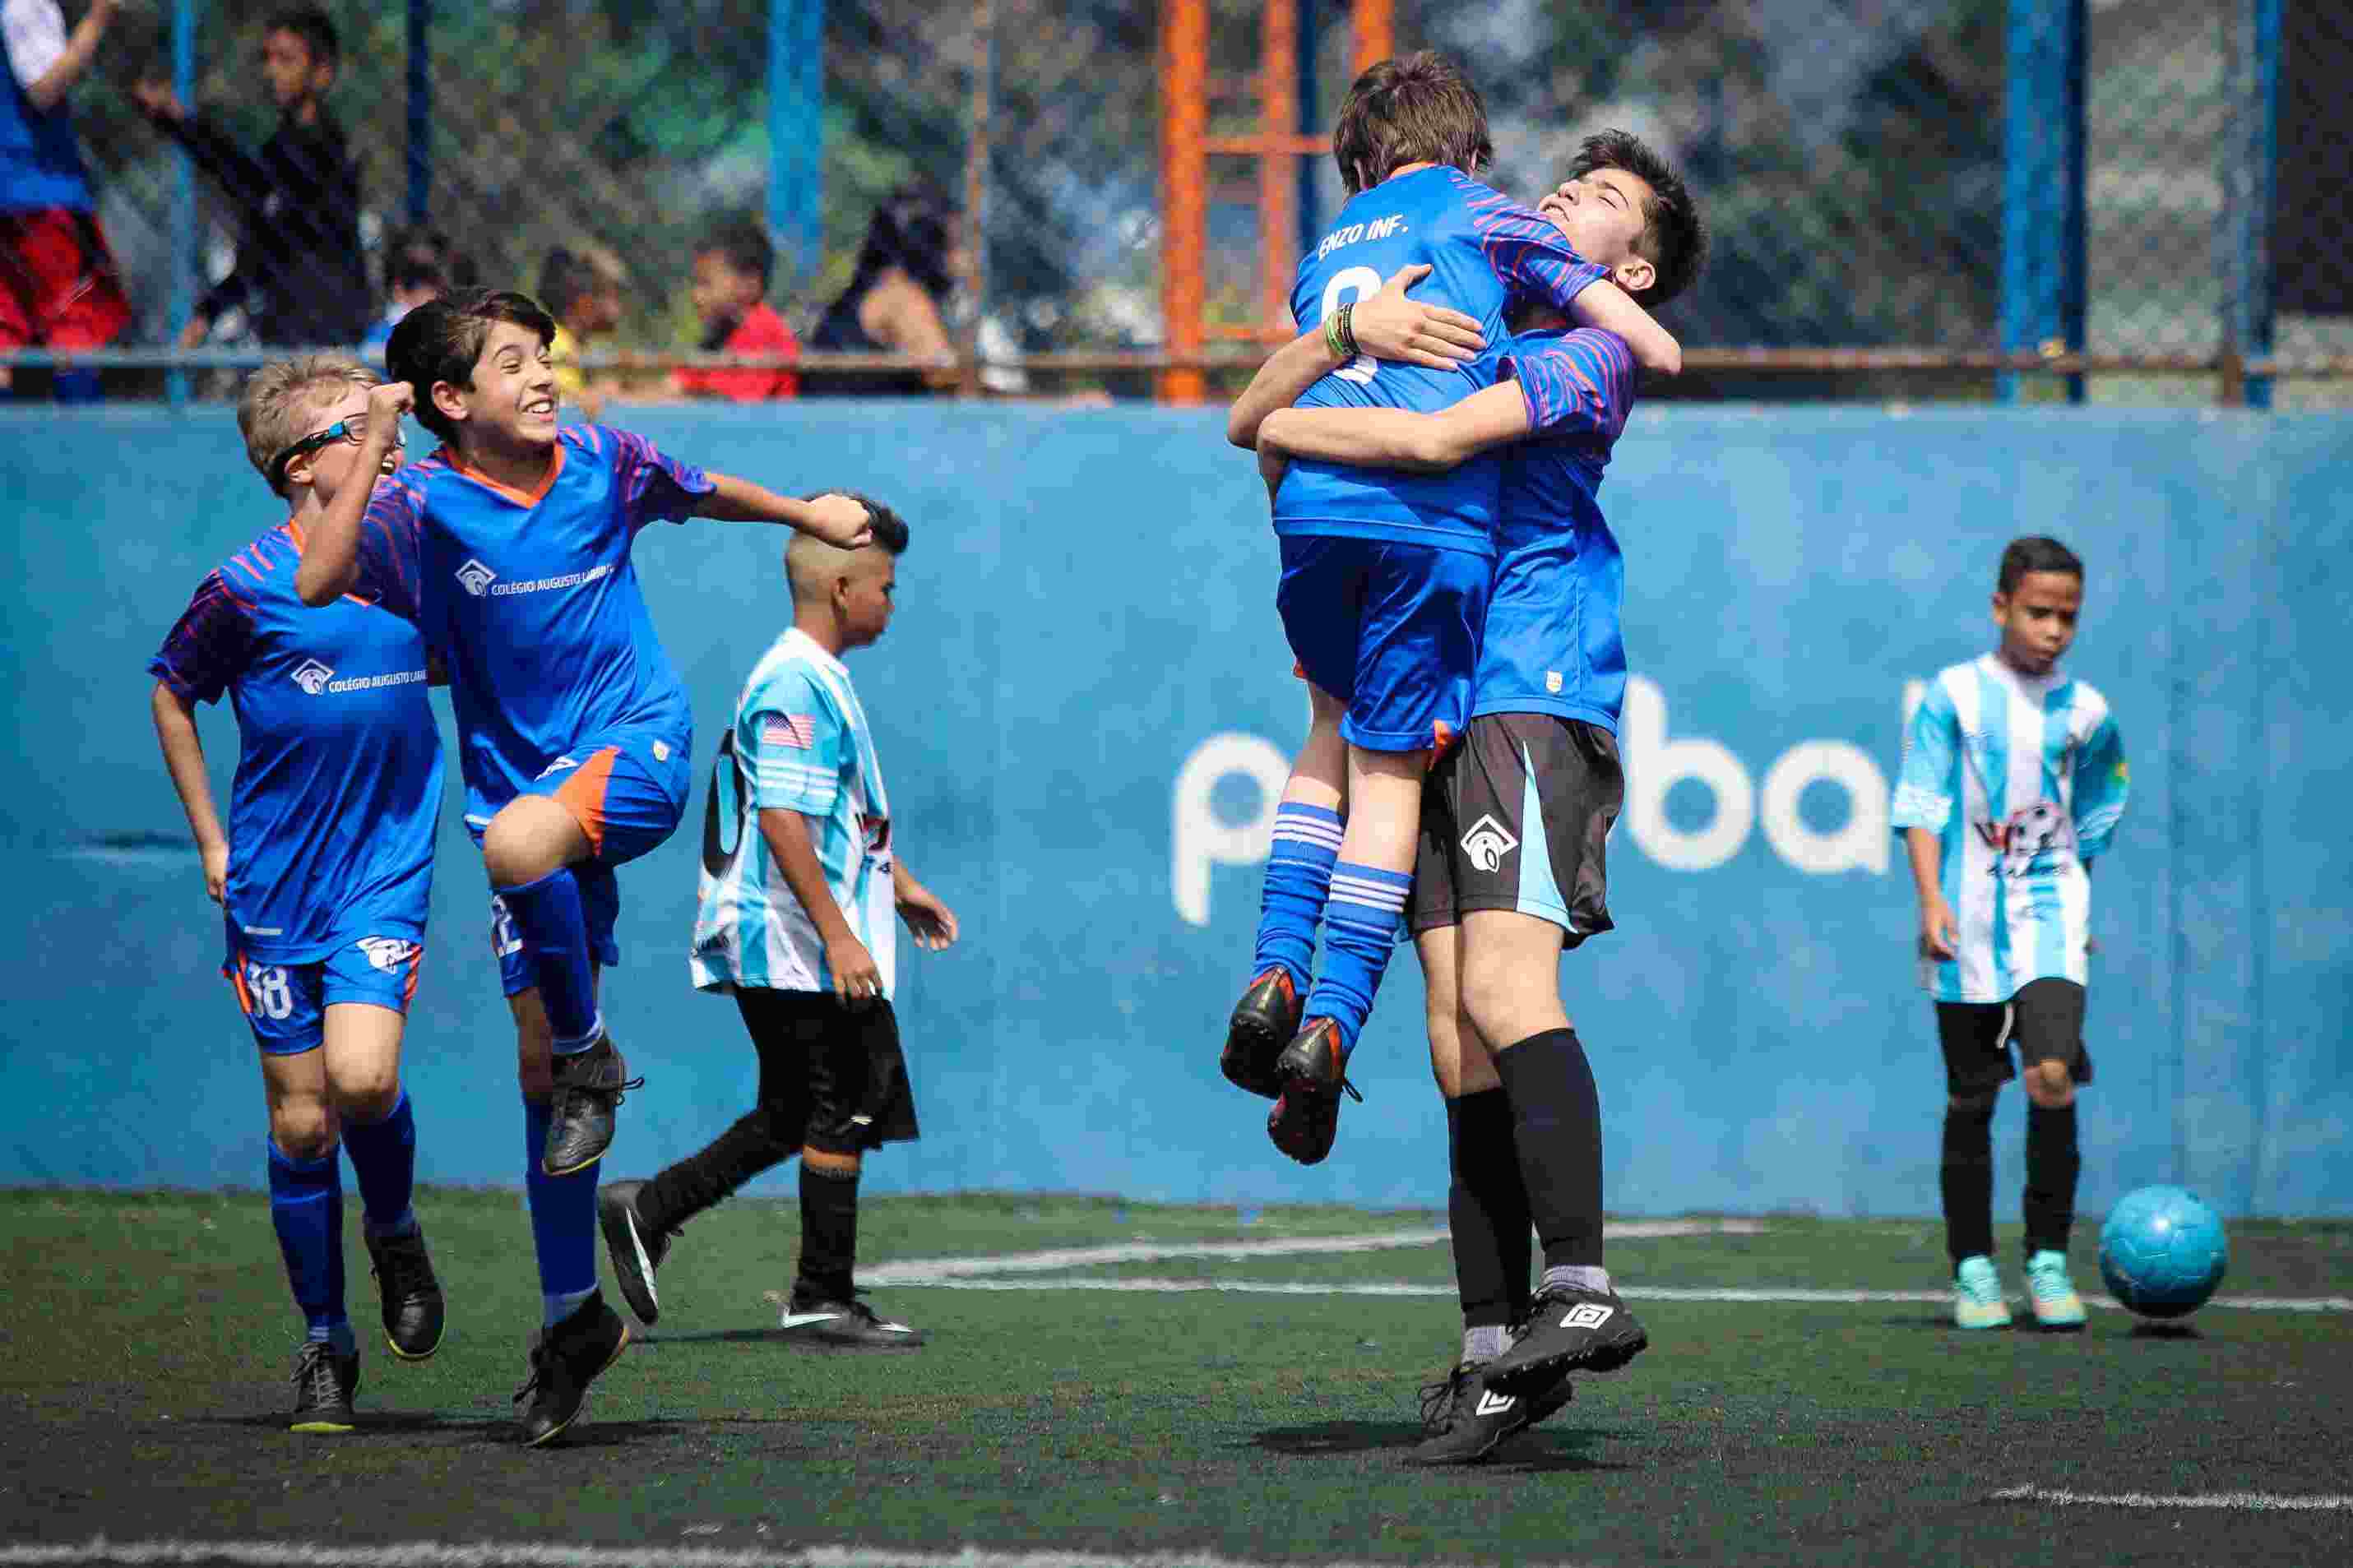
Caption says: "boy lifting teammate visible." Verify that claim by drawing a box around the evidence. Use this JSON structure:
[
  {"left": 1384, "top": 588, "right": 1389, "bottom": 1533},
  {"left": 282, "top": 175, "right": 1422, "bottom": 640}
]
[
  {"left": 148, "top": 354, "right": 445, "bottom": 1432},
  {"left": 1891, "top": 538, "right": 2128, "bottom": 1331},
  {"left": 1257, "top": 131, "right": 1706, "bottom": 1463},
  {"left": 295, "top": 287, "right": 871, "bottom": 1445},
  {"left": 1217, "top": 53, "right": 1681, "bottom": 1166},
  {"left": 599, "top": 502, "right": 961, "bottom": 1348}
]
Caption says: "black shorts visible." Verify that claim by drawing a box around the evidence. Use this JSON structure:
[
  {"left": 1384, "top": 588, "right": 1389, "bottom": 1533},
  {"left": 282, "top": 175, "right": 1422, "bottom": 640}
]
[
  {"left": 734, "top": 988, "right": 921, "bottom": 1156},
  {"left": 1934, "top": 978, "right": 2092, "bottom": 1097},
  {"left": 1408, "top": 712, "right": 1623, "bottom": 947}
]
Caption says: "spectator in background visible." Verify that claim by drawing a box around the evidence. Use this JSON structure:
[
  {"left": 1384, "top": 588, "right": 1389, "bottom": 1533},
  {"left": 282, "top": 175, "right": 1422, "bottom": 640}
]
[
  {"left": 802, "top": 182, "right": 960, "bottom": 397},
  {"left": 541, "top": 241, "right": 628, "bottom": 417},
  {"left": 362, "top": 225, "right": 457, "bottom": 358},
  {"left": 132, "top": 5, "right": 368, "bottom": 349},
  {"left": 675, "top": 220, "right": 799, "bottom": 402},
  {"left": 2, "top": 0, "right": 132, "bottom": 400}
]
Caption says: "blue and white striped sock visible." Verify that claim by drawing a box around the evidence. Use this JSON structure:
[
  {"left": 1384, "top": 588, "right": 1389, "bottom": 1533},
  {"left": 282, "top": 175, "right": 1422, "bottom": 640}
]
[
  {"left": 1304, "top": 861, "right": 1412, "bottom": 1052},
  {"left": 1251, "top": 803, "right": 1345, "bottom": 992}
]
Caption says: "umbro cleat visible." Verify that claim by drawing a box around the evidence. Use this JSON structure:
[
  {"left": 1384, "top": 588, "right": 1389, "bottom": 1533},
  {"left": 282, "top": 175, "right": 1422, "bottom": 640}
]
[
  {"left": 1221, "top": 969, "right": 1302, "bottom": 1099},
  {"left": 2023, "top": 1249, "right": 2087, "bottom": 1332},
  {"left": 1406, "top": 1360, "right": 1572, "bottom": 1467},
  {"left": 1952, "top": 1255, "right": 2013, "bottom": 1330},
  {"left": 363, "top": 1221, "right": 446, "bottom": 1360},
  {"left": 776, "top": 1289, "right": 925, "bottom": 1350},
  {"left": 597, "top": 1180, "right": 674, "bottom": 1327},
  {"left": 1266, "top": 1016, "right": 1362, "bottom": 1166},
  {"left": 514, "top": 1291, "right": 630, "bottom": 1447},
  {"left": 543, "top": 1034, "right": 642, "bottom": 1176},
  {"left": 288, "top": 1340, "right": 359, "bottom": 1434},
  {"left": 1483, "top": 1284, "right": 1648, "bottom": 1398}
]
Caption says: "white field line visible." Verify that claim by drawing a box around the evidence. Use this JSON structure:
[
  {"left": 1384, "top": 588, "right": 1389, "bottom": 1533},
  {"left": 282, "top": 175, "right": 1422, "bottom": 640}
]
[
  {"left": 857, "top": 1219, "right": 1765, "bottom": 1286},
  {"left": 0, "top": 1543, "right": 1603, "bottom": 1568},
  {"left": 1992, "top": 1486, "right": 2353, "bottom": 1511}
]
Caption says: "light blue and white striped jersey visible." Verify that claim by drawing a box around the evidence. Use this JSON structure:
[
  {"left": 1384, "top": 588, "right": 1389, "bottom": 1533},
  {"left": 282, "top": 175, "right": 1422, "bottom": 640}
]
[
  {"left": 690, "top": 627, "right": 896, "bottom": 997},
  {"left": 1891, "top": 654, "right": 2129, "bottom": 1002}
]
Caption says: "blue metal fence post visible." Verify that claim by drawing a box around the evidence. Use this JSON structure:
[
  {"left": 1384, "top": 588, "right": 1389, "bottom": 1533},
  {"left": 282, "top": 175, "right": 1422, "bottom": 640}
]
[
  {"left": 406, "top": 0, "right": 431, "bottom": 224},
  {"left": 767, "top": 0, "right": 826, "bottom": 283},
  {"left": 2226, "top": 0, "right": 2281, "bottom": 409},
  {"left": 1999, "top": 0, "right": 2087, "bottom": 404},
  {"left": 167, "top": 0, "right": 197, "bottom": 407}
]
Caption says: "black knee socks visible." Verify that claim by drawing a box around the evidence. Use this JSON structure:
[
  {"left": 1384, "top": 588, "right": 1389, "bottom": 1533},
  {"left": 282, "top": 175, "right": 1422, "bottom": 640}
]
[
  {"left": 1942, "top": 1099, "right": 1996, "bottom": 1266},
  {"left": 1447, "top": 1088, "right": 1531, "bottom": 1329},
  {"left": 642, "top": 1106, "right": 799, "bottom": 1233},
  {"left": 795, "top": 1161, "right": 860, "bottom": 1303},
  {"left": 1494, "top": 1029, "right": 1604, "bottom": 1270},
  {"left": 2023, "top": 1102, "right": 2080, "bottom": 1256}
]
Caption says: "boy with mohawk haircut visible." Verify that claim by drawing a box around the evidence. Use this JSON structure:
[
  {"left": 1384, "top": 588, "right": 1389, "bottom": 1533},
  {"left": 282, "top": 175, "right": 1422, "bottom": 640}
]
[{"left": 296, "top": 286, "right": 871, "bottom": 1445}]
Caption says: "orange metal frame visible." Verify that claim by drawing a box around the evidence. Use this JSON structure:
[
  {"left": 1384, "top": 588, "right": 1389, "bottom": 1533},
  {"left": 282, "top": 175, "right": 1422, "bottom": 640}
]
[{"left": 1158, "top": 0, "right": 1393, "bottom": 402}]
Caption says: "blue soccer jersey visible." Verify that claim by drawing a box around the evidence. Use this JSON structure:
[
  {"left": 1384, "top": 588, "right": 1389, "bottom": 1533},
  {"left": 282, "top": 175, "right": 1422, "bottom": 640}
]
[
  {"left": 1276, "top": 167, "right": 1612, "bottom": 557},
  {"left": 1475, "top": 326, "right": 1639, "bottom": 726},
  {"left": 354, "top": 423, "right": 713, "bottom": 827},
  {"left": 149, "top": 521, "right": 443, "bottom": 964}
]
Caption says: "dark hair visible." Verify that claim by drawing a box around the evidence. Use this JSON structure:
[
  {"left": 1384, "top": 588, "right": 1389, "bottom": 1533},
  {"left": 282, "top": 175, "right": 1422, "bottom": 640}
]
[
  {"left": 1332, "top": 52, "right": 1493, "bottom": 195},
  {"left": 266, "top": 6, "right": 339, "bottom": 76},
  {"left": 382, "top": 224, "right": 448, "bottom": 294},
  {"left": 539, "top": 246, "right": 604, "bottom": 313},
  {"left": 697, "top": 220, "right": 775, "bottom": 294},
  {"left": 386, "top": 287, "right": 557, "bottom": 444},
  {"left": 846, "top": 183, "right": 958, "bottom": 303},
  {"left": 1998, "top": 536, "right": 2085, "bottom": 594},
  {"left": 810, "top": 491, "right": 909, "bottom": 554},
  {"left": 1567, "top": 129, "right": 1707, "bottom": 309}
]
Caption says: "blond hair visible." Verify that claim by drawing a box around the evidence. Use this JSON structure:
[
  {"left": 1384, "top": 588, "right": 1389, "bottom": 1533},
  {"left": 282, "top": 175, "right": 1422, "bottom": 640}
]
[{"left": 236, "top": 353, "right": 380, "bottom": 497}]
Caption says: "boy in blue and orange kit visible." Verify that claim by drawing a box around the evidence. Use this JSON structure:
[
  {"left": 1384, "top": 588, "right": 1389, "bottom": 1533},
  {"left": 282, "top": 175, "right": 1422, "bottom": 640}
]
[
  {"left": 149, "top": 353, "right": 447, "bottom": 1434},
  {"left": 1220, "top": 53, "right": 1680, "bottom": 1166},
  {"left": 297, "top": 287, "right": 872, "bottom": 1446}
]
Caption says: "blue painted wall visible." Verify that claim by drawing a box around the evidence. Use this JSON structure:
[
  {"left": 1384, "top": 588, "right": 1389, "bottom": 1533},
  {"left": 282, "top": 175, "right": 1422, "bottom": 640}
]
[{"left": 2, "top": 404, "right": 2346, "bottom": 1213}]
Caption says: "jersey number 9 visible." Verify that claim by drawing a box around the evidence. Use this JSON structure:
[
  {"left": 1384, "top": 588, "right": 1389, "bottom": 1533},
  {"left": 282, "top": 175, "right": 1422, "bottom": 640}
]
[{"left": 1321, "top": 266, "right": 1382, "bottom": 385}]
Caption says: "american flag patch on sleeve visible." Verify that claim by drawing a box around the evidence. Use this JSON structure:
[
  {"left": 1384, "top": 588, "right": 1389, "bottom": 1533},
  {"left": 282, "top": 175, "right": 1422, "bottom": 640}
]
[{"left": 763, "top": 713, "right": 818, "bottom": 750}]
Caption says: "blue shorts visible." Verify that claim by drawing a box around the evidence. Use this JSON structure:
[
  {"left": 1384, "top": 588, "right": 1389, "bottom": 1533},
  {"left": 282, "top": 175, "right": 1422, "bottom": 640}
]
[
  {"left": 225, "top": 937, "right": 424, "bottom": 1056},
  {"left": 1277, "top": 536, "right": 1488, "bottom": 752},
  {"left": 477, "top": 727, "right": 688, "bottom": 997}
]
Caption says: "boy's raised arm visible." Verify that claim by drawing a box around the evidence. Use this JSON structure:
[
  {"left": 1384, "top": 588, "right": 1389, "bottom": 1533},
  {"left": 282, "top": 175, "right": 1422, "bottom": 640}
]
[
  {"left": 1225, "top": 265, "right": 1487, "bottom": 449},
  {"left": 297, "top": 380, "right": 412, "bottom": 605},
  {"left": 692, "top": 475, "right": 873, "bottom": 548}
]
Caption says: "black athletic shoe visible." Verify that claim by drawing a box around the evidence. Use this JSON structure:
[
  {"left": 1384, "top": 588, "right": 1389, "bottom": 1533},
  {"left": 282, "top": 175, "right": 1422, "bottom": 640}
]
[
  {"left": 1406, "top": 1359, "right": 1569, "bottom": 1467},
  {"left": 363, "top": 1222, "right": 446, "bottom": 1360},
  {"left": 776, "top": 1289, "right": 925, "bottom": 1350},
  {"left": 542, "top": 1034, "right": 642, "bottom": 1177},
  {"left": 1483, "top": 1284, "right": 1648, "bottom": 1398},
  {"left": 1221, "top": 968, "right": 1301, "bottom": 1099},
  {"left": 289, "top": 1341, "right": 359, "bottom": 1434},
  {"left": 1266, "top": 1016, "right": 1362, "bottom": 1166},
  {"left": 597, "top": 1180, "right": 674, "bottom": 1327},
  {"left": 513, "top": 1291, "right": 630, "bottom": 1447}
]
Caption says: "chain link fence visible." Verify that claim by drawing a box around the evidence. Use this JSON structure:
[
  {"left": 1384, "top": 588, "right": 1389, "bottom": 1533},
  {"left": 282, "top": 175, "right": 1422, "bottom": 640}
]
[{"left": 7, "top": 0, "right": 2345, "bottom": 400}]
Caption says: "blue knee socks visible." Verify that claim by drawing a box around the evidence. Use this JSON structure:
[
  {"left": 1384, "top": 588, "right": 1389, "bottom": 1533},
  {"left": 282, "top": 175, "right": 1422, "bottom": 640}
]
[
  {"left": 340, "top": 1090, "right": 418, "bottom": 1237},
  {"left": 1252, "top": 803, "right": 1344, "bottom": 992},
  {"left": 268, "top": 1142, "right": 353, "bottom": 1355},
  {"left": 523, "top": 1095, "right": 598, "bottom": 1325},
  {"left": 1304, "top": 861, "right": 1412, "bottom": 1052},
  {"left": 496, "top": 868, "right": 603, "bottom": 1052}
]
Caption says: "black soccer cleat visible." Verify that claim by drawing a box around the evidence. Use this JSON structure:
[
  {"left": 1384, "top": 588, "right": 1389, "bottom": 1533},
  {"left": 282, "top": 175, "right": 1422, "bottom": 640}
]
[
  {"left": 1221, "top": 968, "right": 1302, "bottom": 1099},
  {"left": 597, "top": 1180, "right": 674, "bottom": 1327},
  {"left": 1406, "top": 1359, "right": 1571, "bottom": 1467},
  {"left": 288, "top": 1340, "right": 360, "bottom": 1434},
  {"left": 776, "top": 1288, "right": 926, "bottom": 1351},
  {"left": 514, "top": 1291, "right": 631, "bottom": 1447},
  {"left": 363, "top": 1221, "right": 446, "bottom": 1360},
  {"left": 1266, "top": 1016, "right": 1362, "bottom": 1166},
  {"left": 1482, "top": 1284, "right": 1649, "bottom": 1399},
  {"left": 542, "top": 1034, "right": 642, "bottom": 1177}
]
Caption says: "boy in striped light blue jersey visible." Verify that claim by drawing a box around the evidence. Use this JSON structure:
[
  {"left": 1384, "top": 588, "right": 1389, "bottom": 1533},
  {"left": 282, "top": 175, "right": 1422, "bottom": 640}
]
[
  {"left": 1892, "top": 537, "right": 2127, "bottom": 1334},
  {"left": 599, "top": 500, "right": 961, "bottom": 1351},
  {"left": 1257, "top": 128, "right": 1704, "bottom": 1465},
  {"left": 1220, "top": 54, "right": 1682, "bottom": 1171}
]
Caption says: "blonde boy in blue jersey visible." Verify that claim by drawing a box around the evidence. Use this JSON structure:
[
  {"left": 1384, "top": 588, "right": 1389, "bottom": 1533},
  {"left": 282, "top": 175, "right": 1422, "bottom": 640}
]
[
  {"left": 1891, "top": 537, "right": 2128, "bottom": 1331},
  {"left": 598, "top": 502, "right": 961, "bottom": 1348}
]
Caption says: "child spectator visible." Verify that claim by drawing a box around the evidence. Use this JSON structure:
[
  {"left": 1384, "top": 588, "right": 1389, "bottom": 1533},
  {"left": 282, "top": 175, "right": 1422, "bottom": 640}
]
[
  {"left": 363, "top": 224, "right": 460, "bottom": 358},
  {"left": 676, "top": 219, "right": 799, "bottom": 401},
  {"left": 540, "top": 241, "right": 627, "bottom": 417},
  {"left": 132, "top": 5, "right": 368, "bottom": 348}
]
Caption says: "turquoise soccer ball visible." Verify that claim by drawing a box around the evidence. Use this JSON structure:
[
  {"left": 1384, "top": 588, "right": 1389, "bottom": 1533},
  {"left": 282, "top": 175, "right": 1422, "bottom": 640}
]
[{"left": 2098, "top": 1185, "right": 2228, "bottom": 1319}]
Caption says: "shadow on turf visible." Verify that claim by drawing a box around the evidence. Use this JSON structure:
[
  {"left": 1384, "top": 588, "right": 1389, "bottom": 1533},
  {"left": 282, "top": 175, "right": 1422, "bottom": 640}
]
[
  {"left": 1247, "top": 1422, "right": 1628, "bottom": 1472},
  {"left": 196, "top": 1412, "right": 702, "bottom": 1446}
]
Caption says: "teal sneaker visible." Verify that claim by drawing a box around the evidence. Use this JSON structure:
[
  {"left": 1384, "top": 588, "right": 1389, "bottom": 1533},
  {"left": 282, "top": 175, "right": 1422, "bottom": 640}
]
[
  {"left": 2024, "top": 1248, "right": 2087, "bottom": 1331},
  {"left": 1952, "top": 1255, "right": 2012, "bottom": 1330}
]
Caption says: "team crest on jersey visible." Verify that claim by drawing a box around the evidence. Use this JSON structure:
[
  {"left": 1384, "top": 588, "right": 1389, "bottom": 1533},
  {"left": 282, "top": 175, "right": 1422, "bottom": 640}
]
[
  {"left": 290, "top": 659, "right": 335, "bottom": 696},
  {"left": 354, "top": 937, "right": 419, "bottom": 973},
  {"left": 1461, "top": 814, "right": 1520, "bottom": 872},
  {"left": 456, "top": 558, "right": 498, "bottom": 597}
]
